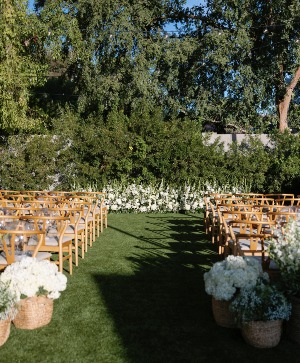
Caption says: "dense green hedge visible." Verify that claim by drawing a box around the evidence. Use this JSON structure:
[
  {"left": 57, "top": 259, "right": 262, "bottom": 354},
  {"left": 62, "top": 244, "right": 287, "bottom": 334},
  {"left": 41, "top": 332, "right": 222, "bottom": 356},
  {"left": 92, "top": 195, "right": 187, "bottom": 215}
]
[{"left": 1, "top": 108, "right": 300, "bottom": 194}]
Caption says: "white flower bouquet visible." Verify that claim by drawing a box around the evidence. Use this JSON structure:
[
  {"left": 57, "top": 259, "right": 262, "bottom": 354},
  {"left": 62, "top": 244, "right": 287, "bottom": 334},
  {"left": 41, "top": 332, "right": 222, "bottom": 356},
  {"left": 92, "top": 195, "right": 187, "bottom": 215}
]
[
  {"left": 0, "top": 257, "right": 67, "bottom": 301},
  {"left": 268, "top": 215, "right": 300, "bottom": 296},
  {"left": 204, "top": 256, "right": 268, "bottom": 301},
  {"left": 230, "top": 279, "right": 291, "bottom": 322}
]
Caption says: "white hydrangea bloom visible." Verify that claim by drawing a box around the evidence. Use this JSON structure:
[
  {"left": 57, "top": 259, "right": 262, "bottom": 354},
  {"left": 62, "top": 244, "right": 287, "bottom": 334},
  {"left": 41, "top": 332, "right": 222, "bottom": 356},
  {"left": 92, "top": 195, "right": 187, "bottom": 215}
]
[
  {"left": 204, "top": 256, "right": 266, "bottom": 301},
  {"left": 0, "top": 257, "right": 67, "bottom": 301}
]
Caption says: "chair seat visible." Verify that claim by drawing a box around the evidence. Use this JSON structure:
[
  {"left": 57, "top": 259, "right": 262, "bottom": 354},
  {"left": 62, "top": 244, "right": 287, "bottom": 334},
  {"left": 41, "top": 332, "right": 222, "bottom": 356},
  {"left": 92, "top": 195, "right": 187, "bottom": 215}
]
[
  {"left": 236, "top": 238, "right": 270, "bottom": 255},
  {"left": 28, "top": 234, "right": 72, "bottom": 247},
  {"left": 66, "top": 225, "right": 85, "bottom": 234},
  {"left": 237, "top": 239, "right": 263, "bottom": 252},
  {"left": 45, "top": 235, "right": 73, "bottom": 246},
  {"left": 80, "top": 216, "right": 93, "bottom": 223},
  {"left": 0, "top": 251, "right": 51, "bottom": 265}
]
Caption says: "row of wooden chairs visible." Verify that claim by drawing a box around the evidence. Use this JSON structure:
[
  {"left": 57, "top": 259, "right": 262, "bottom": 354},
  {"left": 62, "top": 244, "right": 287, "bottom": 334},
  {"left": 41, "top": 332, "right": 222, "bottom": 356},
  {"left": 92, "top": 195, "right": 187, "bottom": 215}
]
[
  {"left": 204, "top": 194, "right": 300, "bottom": 239},
  {"left": 0, "top": 189, "right": 108, "bottom": 235},
  {"left": 204, "top": 192, "right": 299, "bottom": 273},
  {"left": 0, "top": 190, "right": 108, "bottom": 274}
]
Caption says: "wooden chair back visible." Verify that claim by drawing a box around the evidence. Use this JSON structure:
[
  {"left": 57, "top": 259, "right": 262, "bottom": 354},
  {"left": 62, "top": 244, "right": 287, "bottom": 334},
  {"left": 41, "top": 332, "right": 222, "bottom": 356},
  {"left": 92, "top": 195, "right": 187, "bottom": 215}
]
[
  {"left": 267, "top": 211, "right": 298, "bottom": 224},
  {"left": 228, "top": 220, "right": 274, "bottom": 256},
  {"left": 0, "top": 229, "right": 45, "bottom": 268}
]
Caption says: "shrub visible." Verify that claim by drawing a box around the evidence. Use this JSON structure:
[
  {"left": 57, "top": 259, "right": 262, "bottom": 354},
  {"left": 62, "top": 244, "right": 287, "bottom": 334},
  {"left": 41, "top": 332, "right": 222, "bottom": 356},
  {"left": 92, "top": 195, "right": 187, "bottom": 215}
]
[
  {"left": 265, "top": 131, "right": 300, "bottom": 193},
  {"left": 1, "top": 107, "right": 300, "bottom": 195}
]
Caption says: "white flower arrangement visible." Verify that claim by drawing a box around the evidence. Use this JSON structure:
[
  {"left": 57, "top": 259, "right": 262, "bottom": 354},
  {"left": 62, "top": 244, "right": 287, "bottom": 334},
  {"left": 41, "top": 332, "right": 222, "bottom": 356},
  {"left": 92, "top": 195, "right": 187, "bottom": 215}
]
[
  {"left": 230, "top": 279, "right": 291, "bottom": 322},
  {"left": 204, "top": 256, "right": 268, "bottom": 301},
  {"left": 268, "top": 215, "right": 300, "bottom": 296},
  {"left": 0, "top": 257, "right": 67, "bottom": 301},
  {"left": 102, "top": 180, "right": 243, "bottom": 214},
  {"left": 73, "top": 179, "right": 245, "bottom": 214}
]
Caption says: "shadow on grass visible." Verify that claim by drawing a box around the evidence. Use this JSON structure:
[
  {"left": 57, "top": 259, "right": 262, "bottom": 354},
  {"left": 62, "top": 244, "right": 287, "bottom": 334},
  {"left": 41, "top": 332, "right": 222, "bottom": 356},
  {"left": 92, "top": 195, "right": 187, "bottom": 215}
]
[{"left": 93, "top": 214, "right": 299, "bottom": 363}]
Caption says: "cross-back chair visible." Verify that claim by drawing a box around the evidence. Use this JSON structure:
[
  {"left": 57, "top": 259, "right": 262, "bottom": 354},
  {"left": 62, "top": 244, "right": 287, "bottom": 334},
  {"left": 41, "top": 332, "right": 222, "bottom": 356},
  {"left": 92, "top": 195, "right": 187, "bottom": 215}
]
[
  {"left": 228, "top": 219, "right": 275, "bottom": 259},
  {"left": 19, "top": 215, "right": 73, "bottom": 274},
  {"left": 0, "top": 227, "right": 50, "bottom": 270}
]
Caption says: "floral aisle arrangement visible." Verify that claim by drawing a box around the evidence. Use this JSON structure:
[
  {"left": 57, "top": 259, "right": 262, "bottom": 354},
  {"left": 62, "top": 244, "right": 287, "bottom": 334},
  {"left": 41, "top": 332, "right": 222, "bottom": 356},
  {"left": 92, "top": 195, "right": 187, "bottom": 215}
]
[
  {"left": 203, "top": 256, "right": 267, "bottom": 328},
  {"left": 268, "top": 215, "right": 300, "bottom": 343},
  {"left": 0, "top": 257, "right": 67, "bottom": 330},
  {"left": 0, "top": 281, "right": 18, "bottom": 346},
  {"left": 101, "top": 180, "right": 243, "bottom": 213},
  {"left": 230, "top": 279, "right": 291, "bottom": 348},
  {"left": 269, "top": 216, "right": 300, "bottom": 296},
  {"left": 73, "top": 179, "right": 245, "bottom": 213}
]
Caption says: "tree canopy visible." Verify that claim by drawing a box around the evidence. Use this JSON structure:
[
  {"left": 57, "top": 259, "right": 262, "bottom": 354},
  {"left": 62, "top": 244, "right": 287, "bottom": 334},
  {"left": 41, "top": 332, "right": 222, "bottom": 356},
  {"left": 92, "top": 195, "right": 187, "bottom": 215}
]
[
  {"left": 1, "top": 0, "right": 300, "bottom": 133},
  {"left": 0, "top": 0, "right": 47, "bottom": 133}
]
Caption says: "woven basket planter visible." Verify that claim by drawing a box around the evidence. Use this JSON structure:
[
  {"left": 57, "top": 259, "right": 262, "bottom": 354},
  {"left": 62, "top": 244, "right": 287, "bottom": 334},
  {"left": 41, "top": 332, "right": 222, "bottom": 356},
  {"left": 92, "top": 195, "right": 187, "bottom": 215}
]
[
  {"left": 0, "top": 319, "right": 11, "bottom": 347},
  {"left": 13, "top": 296, "right": 54, "bottom": 330},
  {"left": 286, "top": 295, "right": 300, "bottom": 344},
  {"left": 241, "top": 320, "right": 283, "bottom": 348},
  {"left": 212, "top": 297, "right": 236, "bottom": 328}
]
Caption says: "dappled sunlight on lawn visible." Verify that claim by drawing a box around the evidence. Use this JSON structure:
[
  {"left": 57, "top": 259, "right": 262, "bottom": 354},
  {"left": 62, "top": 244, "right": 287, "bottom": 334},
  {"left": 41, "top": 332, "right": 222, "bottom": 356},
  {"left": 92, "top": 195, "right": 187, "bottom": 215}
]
[{"left": 93, "top": 213, "right": 297, "bottom": 362}]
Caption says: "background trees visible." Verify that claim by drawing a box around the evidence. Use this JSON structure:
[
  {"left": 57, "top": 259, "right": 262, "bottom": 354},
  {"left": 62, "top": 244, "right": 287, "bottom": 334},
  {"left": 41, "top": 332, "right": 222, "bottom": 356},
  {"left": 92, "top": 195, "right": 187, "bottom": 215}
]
[
  {"left": 0, "top": 0, "right": 47, "bottom": 134},
  {"left": 181, "top": 0, "right": 300, "bottom": 132},
  {"left": 33, "top": 0, "right": 197, "bottom": 122},
  {"left": 3, "top": 0, "right": 300, "bottom": 132},
  {"left": 1, "top": 0, "right": 300, "bottom": 192}
]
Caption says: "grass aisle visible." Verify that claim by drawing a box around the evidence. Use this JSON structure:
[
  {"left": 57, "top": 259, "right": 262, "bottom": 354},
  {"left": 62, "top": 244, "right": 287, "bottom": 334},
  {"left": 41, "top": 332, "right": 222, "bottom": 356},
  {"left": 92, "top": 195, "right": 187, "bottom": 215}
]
[{"left": 1, "top": 213, "right": 299, "bottom": 362}]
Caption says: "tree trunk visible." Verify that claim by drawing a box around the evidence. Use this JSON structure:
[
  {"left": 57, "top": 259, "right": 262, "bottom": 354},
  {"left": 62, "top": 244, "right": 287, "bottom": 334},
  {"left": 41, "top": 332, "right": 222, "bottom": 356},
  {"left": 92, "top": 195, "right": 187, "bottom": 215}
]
[{"left": 278, "top": 65, "right": 300, "bottom": 132}]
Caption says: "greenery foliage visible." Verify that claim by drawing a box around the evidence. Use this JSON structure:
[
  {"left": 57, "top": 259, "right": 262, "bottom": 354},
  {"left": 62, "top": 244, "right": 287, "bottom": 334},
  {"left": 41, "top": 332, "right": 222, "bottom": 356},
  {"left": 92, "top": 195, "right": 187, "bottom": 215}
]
[
  {"left": 265, "top": 131, "right": 300, "bottom": 193},
  {"left": 1, "top": 107, "right": 300, "bottom": 194},
  {"left": 1, "top": 1, "right": 300, "bottom": 194},
  {"left": 0, "top": 0, "right": 47, "bottom": 133},
  {"left": 0, "top": 281, "right": 17, "bottom": 321},
  {"left": 2, "top": 0, "right": 299, "bottom": 133}
]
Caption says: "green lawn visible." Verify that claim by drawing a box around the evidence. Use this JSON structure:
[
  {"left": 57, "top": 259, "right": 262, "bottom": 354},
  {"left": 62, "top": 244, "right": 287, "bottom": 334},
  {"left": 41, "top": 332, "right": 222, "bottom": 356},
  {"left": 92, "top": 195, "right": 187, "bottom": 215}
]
[{"left": 1, "top": 213, "right": 300, "bottom": 362}]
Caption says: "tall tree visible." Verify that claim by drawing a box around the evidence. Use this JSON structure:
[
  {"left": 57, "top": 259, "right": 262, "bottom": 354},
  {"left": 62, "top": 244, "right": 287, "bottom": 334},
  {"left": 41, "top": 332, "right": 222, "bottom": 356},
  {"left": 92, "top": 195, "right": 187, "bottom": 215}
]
[
  {"left": 249, "top": 0, "right": 300, "bottom": 132},
  {"left": 184, "top": 0, "right": 300, "bottom": 132},
  {"left": 0, "top": 0, "right": 47, "bottom": 133},
  {"left": 34, "top": 0, "right": 300, "bottom": 131},
  {"left": 35, "top": 0, "right": 198, "bottom": 120}
]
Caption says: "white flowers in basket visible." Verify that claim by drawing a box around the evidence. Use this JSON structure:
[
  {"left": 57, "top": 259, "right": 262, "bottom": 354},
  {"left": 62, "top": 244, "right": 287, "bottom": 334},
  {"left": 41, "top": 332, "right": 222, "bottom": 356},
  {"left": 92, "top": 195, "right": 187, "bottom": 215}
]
[
  {"left": 230, "top": 279, "right": 291, "bottom": 322},
  {"left": 0, "top": 257, "right": 67, "bottom": 301},
  {"left": 204, "top": 256, "right": 268, "bottom": 301}
]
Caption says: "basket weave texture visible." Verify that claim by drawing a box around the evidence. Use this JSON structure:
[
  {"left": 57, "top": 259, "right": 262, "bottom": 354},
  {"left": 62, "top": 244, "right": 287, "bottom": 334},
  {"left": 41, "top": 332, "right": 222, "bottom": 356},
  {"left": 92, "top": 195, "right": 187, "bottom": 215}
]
[
  {"left": 287, "top": 295, "right": 300, "bottom": 344},
  {"left": 13, "top": 296, "right": 53, "bottom": 330},
  {"left": 212, "top": 297, "right": 236, "bottom": 328},
  {"left": 242, "top": 320, "right": 282, "bottom": 348},
  {"left": 0, "top": 319, "right": 11, "bottom": 347}
]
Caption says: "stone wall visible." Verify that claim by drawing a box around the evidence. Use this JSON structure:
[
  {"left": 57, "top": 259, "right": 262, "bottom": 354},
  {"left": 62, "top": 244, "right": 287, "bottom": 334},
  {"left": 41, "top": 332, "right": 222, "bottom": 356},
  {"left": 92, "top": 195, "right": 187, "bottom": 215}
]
[{"left": 203, "top": 133, "right": 271, "bottom": 151}]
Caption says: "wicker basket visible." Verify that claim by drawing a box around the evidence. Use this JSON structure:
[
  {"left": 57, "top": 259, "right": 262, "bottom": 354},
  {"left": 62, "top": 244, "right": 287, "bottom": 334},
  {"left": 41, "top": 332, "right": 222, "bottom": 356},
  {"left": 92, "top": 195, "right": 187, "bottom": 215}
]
[
  {"left": 286, "top": 295, "right": 300, "bottom": 344},
  {"left": 242, "top": 320, "right": 283, "bottom": 348},
  {"left": 13, "top": 296, "right": 54, "bottom": 330},
  {"left": 0, "top": 319, "right": 11, "bottom": 347},
  {"left": 212, "top": 297, "right": 236, "bottom": 328}
]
